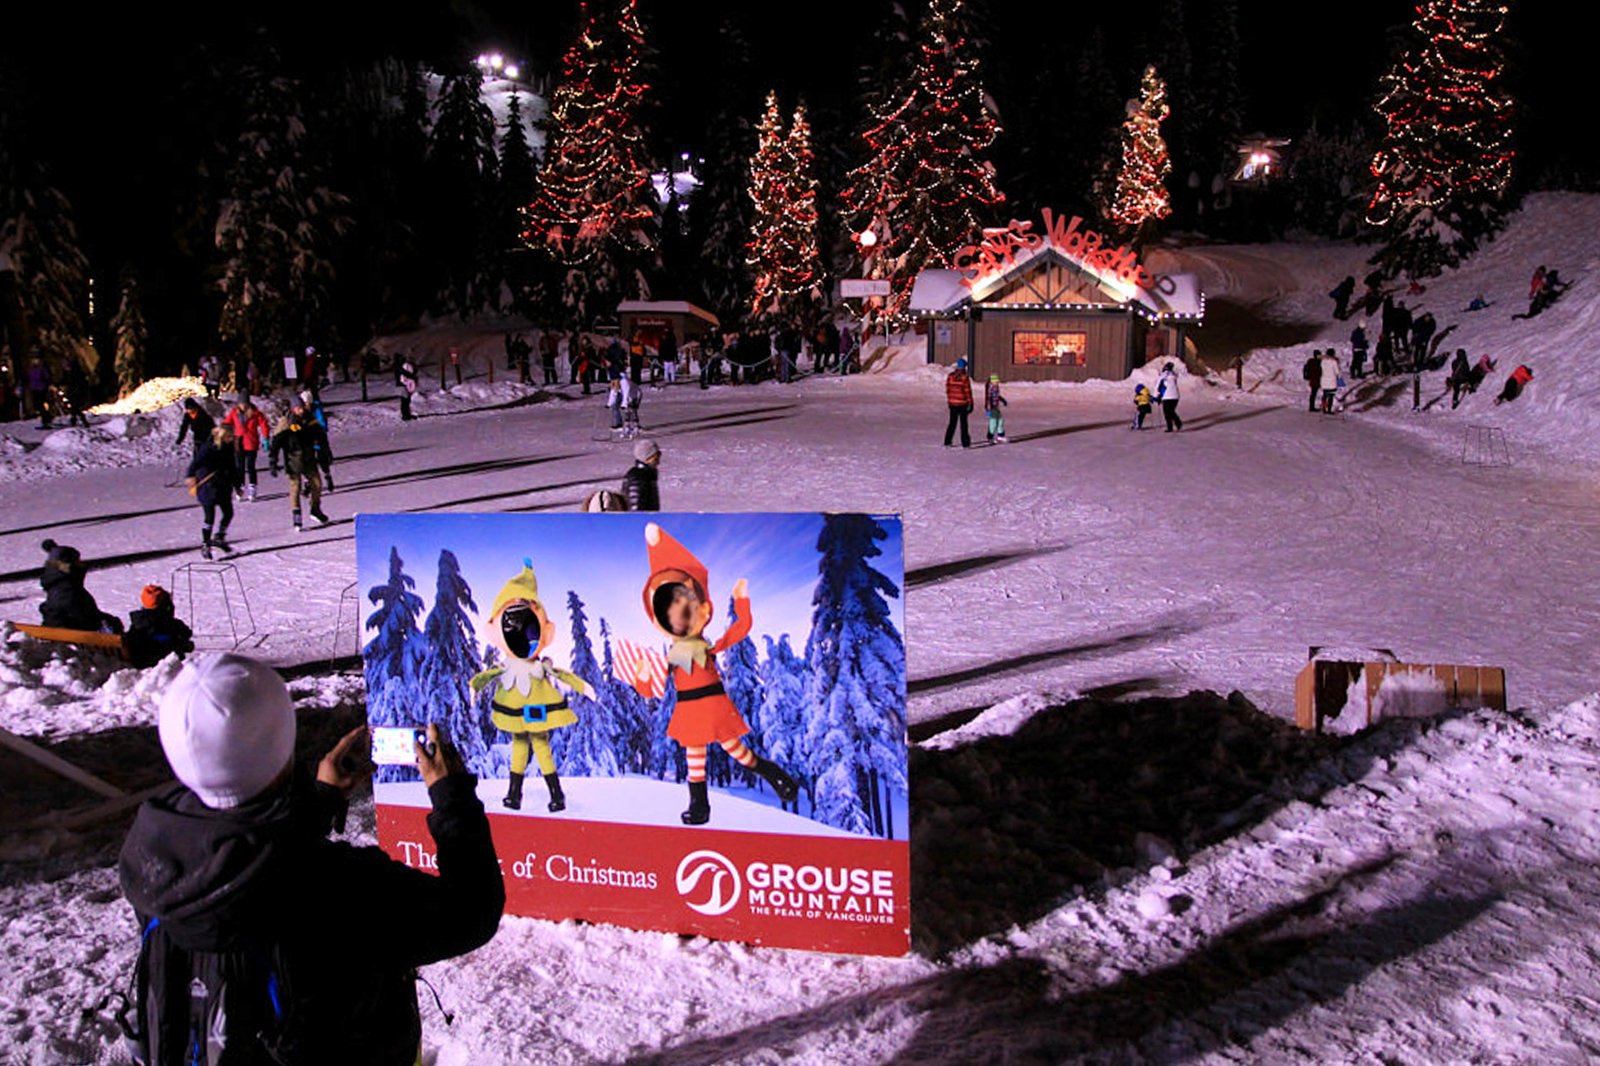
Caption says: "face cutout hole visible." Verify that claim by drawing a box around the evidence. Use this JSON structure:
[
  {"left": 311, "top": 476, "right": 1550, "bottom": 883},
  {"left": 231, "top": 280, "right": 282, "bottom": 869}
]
[
  {"left": 501, "top": 602, "right": 540, "bottom": 659},
  {"left": 653, "top": 582, "right": 703, "bottom": 638}
]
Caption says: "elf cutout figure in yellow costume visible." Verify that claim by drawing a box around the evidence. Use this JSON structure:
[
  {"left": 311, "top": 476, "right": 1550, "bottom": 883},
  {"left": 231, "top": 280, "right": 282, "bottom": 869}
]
[
  {"left": 616, "top": 523, "right": 798, "bottom": 825},
  {"left": 470, "top": 558, "right": 589, "bottom": 812}
]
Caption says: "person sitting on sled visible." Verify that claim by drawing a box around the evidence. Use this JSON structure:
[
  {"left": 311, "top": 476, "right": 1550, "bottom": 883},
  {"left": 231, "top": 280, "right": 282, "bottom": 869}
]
[
  {"left": 615, "top": 524, "right": 797, "bottom": 825},
  {"left": 470, "top": 559, "right": 588, "bottom": 813}
]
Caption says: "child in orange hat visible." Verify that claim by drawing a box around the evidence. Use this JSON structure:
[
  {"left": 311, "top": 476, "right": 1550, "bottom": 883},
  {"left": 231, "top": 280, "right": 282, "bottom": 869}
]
[
  {"left": 126, "top": 585, "right": 195, "bottom": 668},
  {"left": 616, "top": 523, "right": 798, "bottom": 824}
]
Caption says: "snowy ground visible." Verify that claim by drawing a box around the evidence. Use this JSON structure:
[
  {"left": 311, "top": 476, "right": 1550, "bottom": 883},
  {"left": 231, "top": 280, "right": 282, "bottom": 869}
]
[{"left": 4, "top": 195, "right": 1600, "bottom": 1064}]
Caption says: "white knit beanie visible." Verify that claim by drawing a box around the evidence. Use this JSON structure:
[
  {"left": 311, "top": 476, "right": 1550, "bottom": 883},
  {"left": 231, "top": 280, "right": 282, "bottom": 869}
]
[{"left": 158, "top": 654, "right": 296, "bottom": 809}]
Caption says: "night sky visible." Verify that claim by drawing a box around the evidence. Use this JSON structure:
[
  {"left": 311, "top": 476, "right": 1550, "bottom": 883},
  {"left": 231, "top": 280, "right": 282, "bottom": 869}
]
[{"left": 2, "top": 1, "right": 1589, "bottom": 231}]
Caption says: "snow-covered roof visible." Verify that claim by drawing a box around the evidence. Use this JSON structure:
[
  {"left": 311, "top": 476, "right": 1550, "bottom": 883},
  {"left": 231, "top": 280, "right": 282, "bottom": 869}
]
[
  {"left": 910, "top": 251, "right": 1205, "bottom": 323},
  {"left": 909, "top": 270, "right": 978, "bottom": 315},
  {"left": 617, "top": 301, "right": 720, "bottom": 327}
]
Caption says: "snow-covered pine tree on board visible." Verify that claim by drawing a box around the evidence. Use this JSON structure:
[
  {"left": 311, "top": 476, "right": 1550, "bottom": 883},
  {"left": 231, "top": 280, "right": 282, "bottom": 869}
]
[
  {"left": 417, "top": 550, "right": 488, "bottom": 774},
  {"left": 746, "top": 95, "right": 823, "bottom": 325},
  {"left": 522, "top": 0, "right": 658, "bottom": 327},
  {"left": 758, "top": 633, "right": 811, "bottom": 814},
  {"left": 1366, "top": 0, "right": 1516, "bottom": 280},
  {"left": 214, "top": 44, "right": 350, "bottom": 378},
  {"left": 552, "top": 590, "right": 619, "bottom": 777},
  {"left": 804, "top": 515, "right": 906, "bottom": 837},
  {"left": 717, "top": 596, "right": 766, "bottom": 789},
  {"left": 649, "top": 680, "right": 685, "bottom": 783},
  {"left": 109, "top": 274, "right": 148, "bottom": 399},
  {"left": 842, "top": 0, "right": 1004, "bottom": 330},
  {"left": 1104, "top": 65, "right": 1173, "bottom": 246},
  {"left": 600, "top": 617, "right": 654, "bottom": 774},
  {"left": 364, "top": 546, "right": 425, "bottom": 781}
]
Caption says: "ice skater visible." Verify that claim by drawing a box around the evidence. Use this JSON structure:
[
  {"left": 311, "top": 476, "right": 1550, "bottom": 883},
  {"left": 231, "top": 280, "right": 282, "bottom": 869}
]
[
  {"left": 943, "top": 358, "right": 974, "bottom": 448},
  {"left": 1132, "top": 382, "right": 1153, "bottom": 430},
  {"left": 1156, "top": 362, "right": 1183, "bottom": 432},
  {"left": 985, "top": 373, "right": 1008, "bottom": 443}
]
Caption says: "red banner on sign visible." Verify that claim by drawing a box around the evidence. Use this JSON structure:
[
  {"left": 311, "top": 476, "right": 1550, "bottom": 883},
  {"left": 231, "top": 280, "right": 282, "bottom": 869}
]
[{"left": 378, "top": 806, "right": 911, "bottom": 956}]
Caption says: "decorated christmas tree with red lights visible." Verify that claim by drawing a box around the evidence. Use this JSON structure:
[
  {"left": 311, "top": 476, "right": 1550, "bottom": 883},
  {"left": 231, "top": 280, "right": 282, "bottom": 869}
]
[
  {"left": 747, "top": 94, "right": 823, "bottom": 323},
  {"left": 843, "top": 0, "right": 1004, "bottom": 327},
  {"left": 1105, "top": 65, "right": 1173, "bottom": 243},
  {"left": 1366, "top": 0, "right": 1516, "bottom": 279},
  {"left": 522, "top": 0, "right": 658, "bottom": 321}
]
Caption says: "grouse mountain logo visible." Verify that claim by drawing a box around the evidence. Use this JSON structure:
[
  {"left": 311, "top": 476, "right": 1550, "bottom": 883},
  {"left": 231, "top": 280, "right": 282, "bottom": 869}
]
[{"left": 675, "top": 849, "right": 742, "bottom": 916}]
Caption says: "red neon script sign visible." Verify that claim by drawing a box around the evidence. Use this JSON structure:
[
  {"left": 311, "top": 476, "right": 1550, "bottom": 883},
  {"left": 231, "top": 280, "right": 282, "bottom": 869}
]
[{"left": 952, "top": 209, "right": 1156, "bottom": 292}]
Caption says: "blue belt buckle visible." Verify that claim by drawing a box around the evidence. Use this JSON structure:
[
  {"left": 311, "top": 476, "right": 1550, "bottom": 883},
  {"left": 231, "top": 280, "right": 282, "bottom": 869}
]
[{"left": 521, "top": 704, "right": 548, "bottom": 724}]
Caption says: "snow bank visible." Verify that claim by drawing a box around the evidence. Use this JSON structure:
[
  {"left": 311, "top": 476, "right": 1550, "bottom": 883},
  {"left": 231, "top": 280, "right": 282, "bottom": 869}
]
[{"left": 1202, "top": 192, "right": 1600, "bottom": 466}]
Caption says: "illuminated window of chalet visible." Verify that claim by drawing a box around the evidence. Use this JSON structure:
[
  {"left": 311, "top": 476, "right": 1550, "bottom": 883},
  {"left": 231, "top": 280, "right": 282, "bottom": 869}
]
[{"left": 1012, "top": 331, "right": 1087, "bottom": 367}]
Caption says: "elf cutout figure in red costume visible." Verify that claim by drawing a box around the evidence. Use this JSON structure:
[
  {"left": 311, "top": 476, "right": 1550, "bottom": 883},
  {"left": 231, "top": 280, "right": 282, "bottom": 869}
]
[{"left": 616, "top": 523, "right": 798, "bottom": 825}]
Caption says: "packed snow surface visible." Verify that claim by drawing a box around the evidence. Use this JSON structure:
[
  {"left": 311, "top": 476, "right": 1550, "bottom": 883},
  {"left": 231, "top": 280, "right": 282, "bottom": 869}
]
[{"left": 3, "top": 193, "right": 1600, "bottom": 1063}]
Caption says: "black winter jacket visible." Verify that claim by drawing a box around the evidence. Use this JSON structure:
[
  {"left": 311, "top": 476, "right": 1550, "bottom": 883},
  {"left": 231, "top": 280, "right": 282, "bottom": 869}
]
[
  {"left": 186, "top": 440, "right": 237, "bottom": 505},
  {"left": 118, "top": 771, "right": 504, "bottom": 1066},
  {"left": 176, "top": 408, "right": 215, "bottom": 449},
  {"left": 125, "top": 607, "right": 194, "bottom": 667},
  {"left": 269, "top": 416, "right": 333, "bottom": 478},
  {"left": 39, "top": 565, "right": 118, "bottom": 633},
  {"left": 622, "top": 461, "right": 660, "bottom": 512}
]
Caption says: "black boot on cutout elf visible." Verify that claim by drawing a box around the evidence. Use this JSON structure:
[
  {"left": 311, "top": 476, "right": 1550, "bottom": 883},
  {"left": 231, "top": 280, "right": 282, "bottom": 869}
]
[{"left": 681, "top": 780, "right": 710, "bottom": 825}]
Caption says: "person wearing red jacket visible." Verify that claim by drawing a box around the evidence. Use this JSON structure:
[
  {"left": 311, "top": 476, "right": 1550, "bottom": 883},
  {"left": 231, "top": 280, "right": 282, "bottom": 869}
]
[
  {"left": 944, "top": 357, "right": 974, "bottom": 448},
  {"left": 1495, "top": 364, "right": 1533, "bottom": 406},
  {"left": 221, "top": 395, "right": 271, "bottom": 502}
]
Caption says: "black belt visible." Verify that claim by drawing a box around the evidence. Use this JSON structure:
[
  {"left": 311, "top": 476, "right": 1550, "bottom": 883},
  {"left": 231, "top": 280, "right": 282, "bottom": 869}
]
[
  {"left": 676, "top": 682, "right": 726, "bottom": 702},
  {"left": 515, "top": 700, "right": 569, "bottom": 723}
]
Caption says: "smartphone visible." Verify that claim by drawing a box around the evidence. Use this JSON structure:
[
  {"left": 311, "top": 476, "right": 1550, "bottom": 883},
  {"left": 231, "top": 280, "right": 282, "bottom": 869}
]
[{"left": 371, "top": 726, "right": 429, "bottom": 765}]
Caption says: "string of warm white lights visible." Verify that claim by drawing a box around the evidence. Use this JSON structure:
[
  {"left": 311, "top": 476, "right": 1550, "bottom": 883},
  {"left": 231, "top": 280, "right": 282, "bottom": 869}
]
[
  {"left": 841, "top": 0, "right": 1004, "bottom": 328},
  {"left": 1366, "top": 0, "right": 1514, "bottom": 229},
  {"left": 747, "top": 94, "right": 822, "bottom": 321},
  {"left": 1107, "top": 65, "right": 1173, "bottom": 235},
  {"left": 521, "top": 0, "right": 655, "bottom": 267}
]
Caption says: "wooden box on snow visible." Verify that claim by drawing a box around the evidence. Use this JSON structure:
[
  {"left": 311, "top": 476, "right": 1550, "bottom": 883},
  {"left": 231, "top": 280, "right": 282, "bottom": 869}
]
[{"left": 1294, "top": 657, "right": 1507, "bottom": 734}]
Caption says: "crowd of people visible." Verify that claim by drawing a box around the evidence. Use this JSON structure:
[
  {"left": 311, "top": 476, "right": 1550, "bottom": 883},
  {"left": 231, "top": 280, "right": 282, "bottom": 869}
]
[
  {"left": 176, "top": 389, "right": 338, "bottom": 559},
  {"left": 1318, "top": 262, "right": 1560, "bottom": 413}
]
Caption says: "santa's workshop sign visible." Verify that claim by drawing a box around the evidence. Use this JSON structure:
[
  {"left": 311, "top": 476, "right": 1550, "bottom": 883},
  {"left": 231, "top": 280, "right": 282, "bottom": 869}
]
[
  {"left": 357, "top": 512, "right": 910, "bottom": 956},
  {"left": 953, "top": 208, "right": 1175, "bottom": 295}
]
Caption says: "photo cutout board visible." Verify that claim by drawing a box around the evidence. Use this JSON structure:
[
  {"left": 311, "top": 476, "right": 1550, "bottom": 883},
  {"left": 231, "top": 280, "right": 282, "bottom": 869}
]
[{"left": 357, "top": 512, "right": 910, "bottom": 956}]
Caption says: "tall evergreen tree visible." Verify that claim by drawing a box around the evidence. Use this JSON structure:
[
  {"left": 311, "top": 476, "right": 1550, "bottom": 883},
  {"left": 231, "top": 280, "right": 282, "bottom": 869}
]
[
  {"left": 1193, "top": 0, "right": 1246, "bottom": 226},
  {"left": 747, "top": 95, "right": 824, "bottom": 324},
  {"left": 0, "top": 105, "right": 90, "bottom": 365},
  {"left": 417, "top": 550, "right": 488, "bottom": 773},
  {"left": 110, "top": 274, "right": 148, "bottom": 398},
  {"left": 758, "top": 633, "right": 811, "bottom": 813},
  {"left": 214, "top": 48, "right": 350, "bottom": 377},
  {"left": 1366, "top": 0, "right": 1517, "bottom": 279},
  {"left": 843, "top": 0, "right": 1004, "bottom": 328},
  {"left": 1104, "top": 65, "right": 1174, "bottom": 244},
  {"left": 686, "top": 20, "right": 758, "bottom": 322},
  {"left": 804, "top": 515, "right": 906, "bottom": 837},
  {"left": 523, "top": 0, "right": 659, "bottom": 326},
  {"left": 431, "top": 64, "right": 502, "bottom": 314}
]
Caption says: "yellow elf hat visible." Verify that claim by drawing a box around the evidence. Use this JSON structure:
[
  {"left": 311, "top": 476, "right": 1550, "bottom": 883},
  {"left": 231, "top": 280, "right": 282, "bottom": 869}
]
[{"left": 488, "top": 558, "right": 542, "bottom": 622}]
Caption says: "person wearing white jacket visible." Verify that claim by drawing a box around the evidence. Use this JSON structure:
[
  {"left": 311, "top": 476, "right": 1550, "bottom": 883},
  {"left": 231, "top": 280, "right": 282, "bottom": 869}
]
[
  {"left": 1155, "top": 362, "right": 1183, "bottom": 432},
  {"left": 1319, "top": 350, "right": 1342, "bottom": 414}
]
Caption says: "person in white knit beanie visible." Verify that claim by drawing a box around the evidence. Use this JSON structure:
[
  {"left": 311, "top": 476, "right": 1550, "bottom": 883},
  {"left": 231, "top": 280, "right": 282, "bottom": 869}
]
[{"left": 119, "top": 653, "right": 504, "bottom": 1064}]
